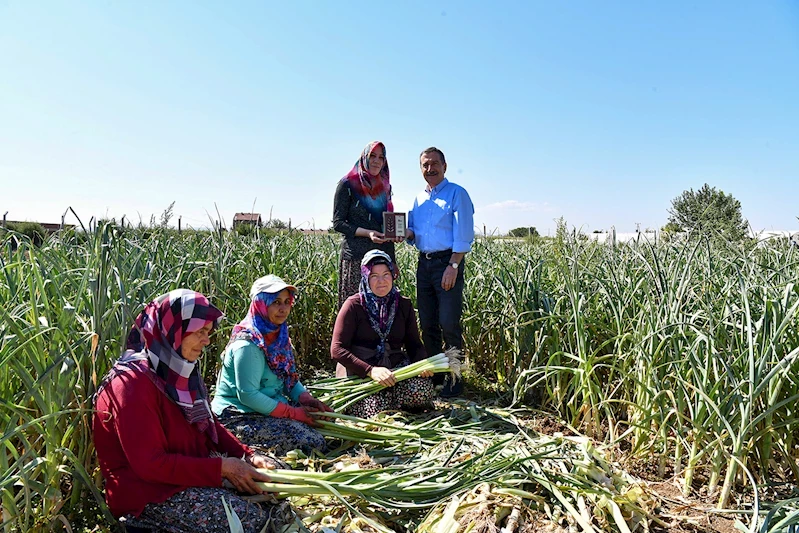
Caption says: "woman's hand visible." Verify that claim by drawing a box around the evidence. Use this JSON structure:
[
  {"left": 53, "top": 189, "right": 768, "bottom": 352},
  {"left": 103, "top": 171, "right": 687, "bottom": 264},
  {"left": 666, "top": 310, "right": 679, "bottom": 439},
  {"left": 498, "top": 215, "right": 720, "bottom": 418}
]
[
  {"left": 368, "top": 231, "right": 388, "bottom": 244},
  {"left": 221, "top": 457, "right": 271, "bottom": 494},
  {"left": 299, "top": 392, "right": 334, "bottom": 413},
  {"left": 369, "top": 366, "right": 397, "bottom": 387},
  {"left": 270, "top": 402, "right": 321, "bottom": 426},
  {"left": 419, "top": 370, "right": 434, "bottom": 378},
  {"left": 246, "top": 453, "right": 278, "bottom": 470},
  {"left": 354, "top": 227, "right": 390, "bottom": 244},
  {"left": 289, "top": 405, "right": 321, "bottom": 426}
]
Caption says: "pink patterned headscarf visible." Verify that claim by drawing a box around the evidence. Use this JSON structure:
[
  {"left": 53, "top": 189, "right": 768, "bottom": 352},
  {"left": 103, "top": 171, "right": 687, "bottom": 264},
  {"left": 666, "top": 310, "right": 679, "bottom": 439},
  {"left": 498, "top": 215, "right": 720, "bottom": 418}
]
[
  {"left": 341, "top": 141, "right": 394, "bottom": 218},
  {"left": 120, "top": 289, "right": 224, "bottom": 442}
]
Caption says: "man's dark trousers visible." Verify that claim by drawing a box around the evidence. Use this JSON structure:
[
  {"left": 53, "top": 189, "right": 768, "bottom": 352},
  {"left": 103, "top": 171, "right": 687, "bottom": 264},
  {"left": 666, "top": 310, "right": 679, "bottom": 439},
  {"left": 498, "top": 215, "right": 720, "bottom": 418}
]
[{"left": 416, "top": 252, "right": 464, "bottom": 395}]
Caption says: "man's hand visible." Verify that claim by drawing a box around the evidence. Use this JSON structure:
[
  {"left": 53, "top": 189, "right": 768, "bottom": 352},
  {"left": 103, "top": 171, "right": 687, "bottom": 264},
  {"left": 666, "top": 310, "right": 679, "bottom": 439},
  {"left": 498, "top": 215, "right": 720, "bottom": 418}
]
[
  {"left": 221, "top": 457, "right": 271, "bottom": 494},
  {"left": 405, "top": 229, "right": 415, "bottom": 241},
  {"left": 369, "top": 366, "right": 397, "bottom": 387},
  {"left": 441, "top": 265, "right": 458, "bottom": 291}
]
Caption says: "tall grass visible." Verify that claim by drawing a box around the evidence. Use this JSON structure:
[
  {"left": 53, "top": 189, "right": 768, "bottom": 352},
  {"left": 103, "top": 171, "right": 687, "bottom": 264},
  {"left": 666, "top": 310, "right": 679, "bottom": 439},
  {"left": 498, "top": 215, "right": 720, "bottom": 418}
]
[{"left": 2, "top": 223, "right": 799, "bottom": 530}]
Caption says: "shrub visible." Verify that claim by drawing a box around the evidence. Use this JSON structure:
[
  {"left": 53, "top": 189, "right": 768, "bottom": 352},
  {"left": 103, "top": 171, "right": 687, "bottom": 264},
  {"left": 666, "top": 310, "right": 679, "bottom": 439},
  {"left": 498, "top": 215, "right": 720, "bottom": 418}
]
[{"left": 7, "top": 221, "right": 48, "bottom": 245}]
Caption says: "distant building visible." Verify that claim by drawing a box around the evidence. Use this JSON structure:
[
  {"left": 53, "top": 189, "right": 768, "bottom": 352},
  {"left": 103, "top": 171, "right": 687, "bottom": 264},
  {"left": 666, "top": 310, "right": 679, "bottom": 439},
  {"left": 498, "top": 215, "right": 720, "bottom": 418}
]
[
  {"left": 587, "top": 229, "right": 659, "bottom": 245},
  {"left": 752, "top": 230, "right": 799, "bottom": 247},
  {"left": 232, "top": 213, "right": 262, "bottom": 228},
  {"left": 587, "top": 228, "right": 799, "bottom": 246}
]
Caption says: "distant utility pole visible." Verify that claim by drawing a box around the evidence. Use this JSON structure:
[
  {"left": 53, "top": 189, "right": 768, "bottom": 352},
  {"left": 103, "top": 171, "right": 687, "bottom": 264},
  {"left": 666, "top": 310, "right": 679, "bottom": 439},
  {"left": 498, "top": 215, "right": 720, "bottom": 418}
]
[
  {"left": 2, "top": 211, "right": 7, "bottom": 228},
  {"left": 178, "top": 216, "right": 182, "bottom": 234}
]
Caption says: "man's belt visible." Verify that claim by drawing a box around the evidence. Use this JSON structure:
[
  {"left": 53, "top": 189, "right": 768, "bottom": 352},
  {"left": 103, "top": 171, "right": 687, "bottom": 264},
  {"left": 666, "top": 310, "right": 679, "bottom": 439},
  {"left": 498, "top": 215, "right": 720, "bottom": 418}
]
[{"left": 420, "top": 249, "right": 452, "bottom": 260}]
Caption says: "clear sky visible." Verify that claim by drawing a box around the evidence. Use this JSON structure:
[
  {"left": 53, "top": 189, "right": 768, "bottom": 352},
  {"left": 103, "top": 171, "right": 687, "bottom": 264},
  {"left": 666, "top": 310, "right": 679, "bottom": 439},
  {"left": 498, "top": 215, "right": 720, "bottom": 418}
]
[{"left": 1, "top": 1, "right": 798, "bottom": 235}]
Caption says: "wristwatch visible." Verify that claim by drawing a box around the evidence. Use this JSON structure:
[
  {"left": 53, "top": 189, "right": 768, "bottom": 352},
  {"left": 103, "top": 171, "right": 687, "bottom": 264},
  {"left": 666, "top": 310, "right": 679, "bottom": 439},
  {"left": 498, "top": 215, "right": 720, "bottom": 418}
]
[{"left": 449, "top": 262, "right": 459, "bottom": 270}]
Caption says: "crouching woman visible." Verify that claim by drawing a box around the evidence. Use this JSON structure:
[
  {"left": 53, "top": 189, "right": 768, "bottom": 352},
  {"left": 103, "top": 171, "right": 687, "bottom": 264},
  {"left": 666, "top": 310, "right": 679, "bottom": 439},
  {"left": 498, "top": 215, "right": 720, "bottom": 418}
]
[
  {"left": 93, "top": 289, "right": 286, "bottom": 533},
  {"left": 212, "top": 275, "right": 332, "bottom": 456},
  {"left": 331, "top": 250, "right": 435, "bottom": 418}
]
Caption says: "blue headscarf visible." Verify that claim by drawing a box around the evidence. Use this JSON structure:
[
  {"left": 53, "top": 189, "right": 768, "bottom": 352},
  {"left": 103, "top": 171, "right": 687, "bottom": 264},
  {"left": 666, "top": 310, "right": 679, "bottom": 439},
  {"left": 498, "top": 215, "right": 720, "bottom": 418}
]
[{"left": 229, "top": 290, "right": 299, "bottom": 392}]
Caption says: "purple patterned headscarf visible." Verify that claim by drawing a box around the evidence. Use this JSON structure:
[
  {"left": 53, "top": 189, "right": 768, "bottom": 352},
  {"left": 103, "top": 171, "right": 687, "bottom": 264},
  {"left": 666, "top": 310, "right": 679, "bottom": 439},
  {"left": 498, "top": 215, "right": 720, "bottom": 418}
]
[{"left": 359, "top": 251, "right": 400, "bottom": 358}]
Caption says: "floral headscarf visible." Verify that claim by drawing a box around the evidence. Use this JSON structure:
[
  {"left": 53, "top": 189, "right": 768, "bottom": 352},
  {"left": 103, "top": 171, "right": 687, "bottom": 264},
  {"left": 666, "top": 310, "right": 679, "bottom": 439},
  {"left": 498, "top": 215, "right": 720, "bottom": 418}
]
[
  {"left": 229, "top": 289, "right": 299, "bottom": 392},
  {"left": 341, "top": 141, "right": 394, "bottom": 219}
]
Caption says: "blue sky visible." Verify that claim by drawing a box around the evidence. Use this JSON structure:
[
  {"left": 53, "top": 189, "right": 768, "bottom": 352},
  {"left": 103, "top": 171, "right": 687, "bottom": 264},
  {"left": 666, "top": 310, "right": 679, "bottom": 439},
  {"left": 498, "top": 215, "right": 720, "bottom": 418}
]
[{"left": 1, "top": 1, "right": 797, "bottom": 235}]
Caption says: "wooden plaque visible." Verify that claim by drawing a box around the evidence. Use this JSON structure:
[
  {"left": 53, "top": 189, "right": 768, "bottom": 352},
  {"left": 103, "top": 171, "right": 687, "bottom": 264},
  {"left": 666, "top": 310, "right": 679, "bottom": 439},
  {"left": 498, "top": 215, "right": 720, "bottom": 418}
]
[{"left": 383, "top": 212, "right": 406, "bottom": 239}]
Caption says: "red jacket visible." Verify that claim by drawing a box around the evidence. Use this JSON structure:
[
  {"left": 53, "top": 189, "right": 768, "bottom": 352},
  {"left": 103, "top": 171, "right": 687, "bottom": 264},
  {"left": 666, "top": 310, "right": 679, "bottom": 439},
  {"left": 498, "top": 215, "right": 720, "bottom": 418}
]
[{"left": 93, "top": 368, "right": 251, "bottom": 518}]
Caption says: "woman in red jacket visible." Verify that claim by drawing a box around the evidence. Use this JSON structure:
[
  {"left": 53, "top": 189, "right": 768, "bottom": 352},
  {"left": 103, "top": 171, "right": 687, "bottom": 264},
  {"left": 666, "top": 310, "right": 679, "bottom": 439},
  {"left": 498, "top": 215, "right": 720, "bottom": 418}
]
[
  {"left": 331, "top": 250, "right": 435, "bottom": 418},
  {"left": 93, "top": 289, "right": 287, "bottom": 533}
]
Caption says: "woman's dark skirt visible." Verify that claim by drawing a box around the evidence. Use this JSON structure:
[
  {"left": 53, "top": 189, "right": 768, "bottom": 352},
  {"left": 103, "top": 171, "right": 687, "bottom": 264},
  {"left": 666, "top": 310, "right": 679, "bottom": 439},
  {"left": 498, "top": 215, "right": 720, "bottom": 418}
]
[{"left": 337, "top": 257, "right": 362, "bottom": 309}]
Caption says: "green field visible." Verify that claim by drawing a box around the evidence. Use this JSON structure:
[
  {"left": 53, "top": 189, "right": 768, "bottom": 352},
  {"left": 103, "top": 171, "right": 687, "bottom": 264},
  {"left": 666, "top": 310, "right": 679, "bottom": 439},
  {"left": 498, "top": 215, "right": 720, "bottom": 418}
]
[{"left": 3, "top": 223, "right": 799, "bottom": 532}]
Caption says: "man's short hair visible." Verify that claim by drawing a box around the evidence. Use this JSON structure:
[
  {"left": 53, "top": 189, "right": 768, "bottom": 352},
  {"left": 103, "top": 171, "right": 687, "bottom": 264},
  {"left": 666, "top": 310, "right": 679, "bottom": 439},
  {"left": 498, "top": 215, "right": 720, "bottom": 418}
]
[{"left": 420, "top": 147, "right": 446, "bottom": 166}]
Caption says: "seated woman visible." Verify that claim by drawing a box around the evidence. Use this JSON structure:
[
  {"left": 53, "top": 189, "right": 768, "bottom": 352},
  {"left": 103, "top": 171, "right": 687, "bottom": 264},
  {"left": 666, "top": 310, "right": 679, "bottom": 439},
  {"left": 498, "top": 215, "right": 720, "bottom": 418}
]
[
  {"left": 212, "top": 275, "right": 332, "bottom": 456},
  {"left": 331, "top": 250, "right": 435, "bottom": 419},
  {"left": 93, "top": 289, "right": 286, "bottom": 533}
]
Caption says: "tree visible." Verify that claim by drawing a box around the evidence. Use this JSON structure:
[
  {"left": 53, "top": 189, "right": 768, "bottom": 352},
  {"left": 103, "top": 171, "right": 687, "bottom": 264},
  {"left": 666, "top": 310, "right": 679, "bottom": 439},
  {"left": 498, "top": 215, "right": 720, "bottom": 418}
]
[
  {"left": 508, "top": 226, "right": 539, "bottom": 238},
  {"left": 667, "top": 184, "right": 748, "bottom": 243},
  {"left": 263, "top": 218, "right": 288, "bottom": 230},
  {"left": 659, "top": 221, "right": 683, "bottom": 243}
]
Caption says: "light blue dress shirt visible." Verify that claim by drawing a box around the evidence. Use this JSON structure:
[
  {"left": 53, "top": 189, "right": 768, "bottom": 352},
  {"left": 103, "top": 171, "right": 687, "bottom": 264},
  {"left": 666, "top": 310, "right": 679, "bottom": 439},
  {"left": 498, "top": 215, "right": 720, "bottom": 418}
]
[{"left": 407, "top": 178, "right": 475, "bottom": 254}]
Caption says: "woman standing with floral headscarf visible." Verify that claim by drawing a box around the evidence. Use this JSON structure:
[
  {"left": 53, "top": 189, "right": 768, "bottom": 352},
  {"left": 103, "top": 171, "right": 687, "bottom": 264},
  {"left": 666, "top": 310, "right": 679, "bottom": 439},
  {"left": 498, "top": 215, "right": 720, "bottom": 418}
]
[
  {"left": 212, "top": 275, "right": 332, "bottom": 455},
  {"left": 93, "top": 289, "right": 288, "bottom": 533},
  {"left": 330, "top": 250, "right": 435, "bottom": 419},
  {"left": 332, "top": 141, "right": 399, "bottom": 309}
]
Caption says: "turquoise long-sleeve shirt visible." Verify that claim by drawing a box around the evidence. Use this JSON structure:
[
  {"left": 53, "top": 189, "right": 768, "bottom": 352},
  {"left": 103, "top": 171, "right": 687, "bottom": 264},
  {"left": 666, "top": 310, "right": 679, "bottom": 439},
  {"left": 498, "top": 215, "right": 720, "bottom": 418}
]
[{"left": 211, "top": 339, "right": 307, "bottom": 416}]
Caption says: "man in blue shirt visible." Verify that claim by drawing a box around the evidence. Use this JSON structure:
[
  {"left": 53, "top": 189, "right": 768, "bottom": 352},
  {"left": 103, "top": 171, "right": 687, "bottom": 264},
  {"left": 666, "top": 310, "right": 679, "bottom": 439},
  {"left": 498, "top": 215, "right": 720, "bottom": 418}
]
[{"left": 406, "top": 147, "right": 475, "bottom": 396}]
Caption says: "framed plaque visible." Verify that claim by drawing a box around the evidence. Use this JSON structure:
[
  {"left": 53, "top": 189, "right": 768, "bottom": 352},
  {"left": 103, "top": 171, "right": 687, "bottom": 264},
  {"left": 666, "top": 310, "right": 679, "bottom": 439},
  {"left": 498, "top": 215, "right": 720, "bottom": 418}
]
[{"left": 383, "top": 212, "right": 406, "bottom": 239}]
